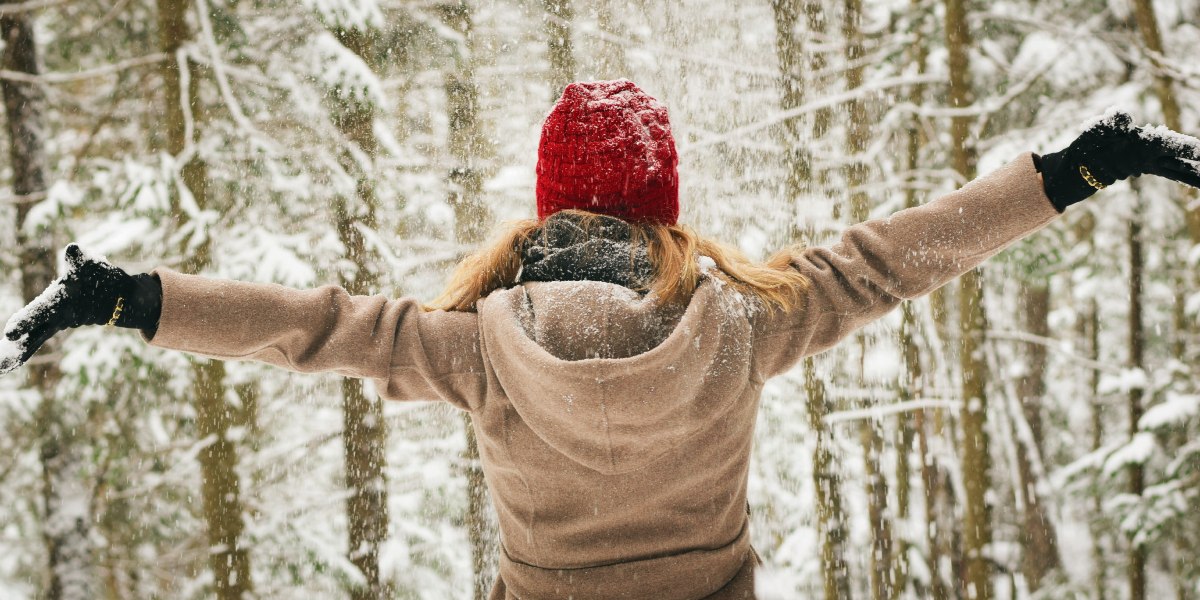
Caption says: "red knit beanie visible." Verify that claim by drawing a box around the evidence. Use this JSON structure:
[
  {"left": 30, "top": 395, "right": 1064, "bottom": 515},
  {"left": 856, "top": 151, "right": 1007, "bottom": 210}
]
[{"left": 536, "top": 80, "right": 680, "bottom": 225}]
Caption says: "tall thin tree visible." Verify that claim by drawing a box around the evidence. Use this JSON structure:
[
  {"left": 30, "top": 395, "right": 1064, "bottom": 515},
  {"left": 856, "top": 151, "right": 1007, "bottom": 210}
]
[
  {"left": 942, "top": 0, "right": 992, "bottom": 597},
  {"left": 1126, "top": 193, "right": 1147, "bottom": 600},
  {"left": 543, "top": 0, "right": 575, "bottom": 98},
  {"left": 1, "top": 3, "right": 97, "bottom": 598},
  {"left": 771, "top": 2, "right": 852, "bottom": 596},
  {"left": 440, "top": 2, "right": 496, "bottom": 597},
  {"left": 156, "top": 0, "right": 251, "bottom": 596},
  {"left": 325, "top": 22, "right": 392, "bottom": 600},
  {"left": 839, "top": 1, "right": 897, "bottom": 597}
]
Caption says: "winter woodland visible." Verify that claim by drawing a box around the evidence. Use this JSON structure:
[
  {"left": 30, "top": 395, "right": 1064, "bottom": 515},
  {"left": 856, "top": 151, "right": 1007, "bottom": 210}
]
[{"left": 0, "top": 0, "right": 1199, "bottom": 598}]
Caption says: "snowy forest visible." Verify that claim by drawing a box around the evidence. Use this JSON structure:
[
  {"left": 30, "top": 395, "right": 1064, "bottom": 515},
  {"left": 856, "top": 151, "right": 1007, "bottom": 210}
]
[{"left": 0, "top": 0, "right": 1198, "bottom": 598}]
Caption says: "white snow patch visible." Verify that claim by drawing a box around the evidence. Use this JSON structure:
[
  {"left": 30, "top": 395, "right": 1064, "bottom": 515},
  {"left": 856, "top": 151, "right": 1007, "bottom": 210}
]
[
  {"left": 1102, "top": 432, "right": 1157, "bottom": 477},
  {"left": 22, "top": 180, "right": 84, "bottom": 234},
  {"left": 0, "top": 334, "right": 24, "bottom": 371},
  {"left": 1186, "top": 291, "right": 1200, "bottom": 318},
  {"left": 1139, "top": 393, "right": 1200, "bottom": 431},
  {"left": 4, "top": 279, "right": 65, "bottom": 335},
  {"left": 697, "top": 255, "right": 717, "bottom": 274},
  {"left": 313, "top": 32, "right": 386, "bottom": 109},
  {"left": 1080, "top": 106, "right": 1131, "bottom": 132},
  {"left": 1138, "top": 124, "right": 1200, "bottom": 160},
  {"left": 302, "top": 0, "right": 383, "bottom": 31},
  {"left": 1098, "top": 367, "right": 1147, "bottom": 394}
]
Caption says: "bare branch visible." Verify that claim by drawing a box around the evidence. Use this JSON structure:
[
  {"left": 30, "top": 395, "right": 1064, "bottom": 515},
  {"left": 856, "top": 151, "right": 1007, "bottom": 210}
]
[
  {"left": 0, "top": 52, "right": 167, "bottom": 84},
  {"left": 0, "top": 190, "right": 47, "bottom": 205},
  {"left": 988, "top": 329, "right": 1120, "bottom": 374},
  {"left": 0, "top": 0, "right": 70, "bottom": 15},
  {"left": 824, "top": 398, "right": 964, "bottom": 425},
  {"left": 682, "top": 74, "right": 944, "bottom": 154}
]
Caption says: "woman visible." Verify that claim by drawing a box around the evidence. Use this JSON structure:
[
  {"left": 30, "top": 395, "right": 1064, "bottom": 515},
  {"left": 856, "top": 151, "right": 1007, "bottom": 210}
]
[{"left": 3, "top": 80, "right": 1199, "bottom": 599}]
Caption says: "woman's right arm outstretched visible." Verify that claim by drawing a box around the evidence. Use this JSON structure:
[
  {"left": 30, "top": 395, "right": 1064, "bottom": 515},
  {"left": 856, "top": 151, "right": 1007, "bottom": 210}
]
[
  {"left": 2, "top": 247, "right": 488, "bottom": 412},
  {"left": 147, "top": 268, "right": 487, "bottom": 410}
]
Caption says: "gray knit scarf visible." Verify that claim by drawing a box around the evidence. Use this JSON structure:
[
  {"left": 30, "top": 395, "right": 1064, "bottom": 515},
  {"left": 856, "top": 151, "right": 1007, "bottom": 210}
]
[{"left": 518, "top": 213, "right": 654, "bottom": 290}]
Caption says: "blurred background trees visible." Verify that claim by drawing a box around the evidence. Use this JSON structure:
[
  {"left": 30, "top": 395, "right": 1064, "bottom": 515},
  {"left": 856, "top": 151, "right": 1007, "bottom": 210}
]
[{"left": 0, "top": 0, "right": 1198, "bottom": 598}]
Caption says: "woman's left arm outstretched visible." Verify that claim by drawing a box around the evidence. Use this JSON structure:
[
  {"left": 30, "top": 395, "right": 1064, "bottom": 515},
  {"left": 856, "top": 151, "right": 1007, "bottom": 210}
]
[{"left": 752, "top": 111, "right": 1200, "bottom": 379}]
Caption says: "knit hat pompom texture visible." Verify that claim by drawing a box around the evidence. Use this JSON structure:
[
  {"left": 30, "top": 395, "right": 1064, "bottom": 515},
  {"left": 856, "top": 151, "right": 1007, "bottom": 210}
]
[{"left": 536, "top": 80, "right": 680, "bottom": 225}]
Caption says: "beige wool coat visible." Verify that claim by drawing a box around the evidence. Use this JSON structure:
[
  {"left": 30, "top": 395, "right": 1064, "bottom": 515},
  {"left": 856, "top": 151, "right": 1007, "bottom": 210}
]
[{"left": 144, "top": 154, "right": 1060, "bottom": 599}]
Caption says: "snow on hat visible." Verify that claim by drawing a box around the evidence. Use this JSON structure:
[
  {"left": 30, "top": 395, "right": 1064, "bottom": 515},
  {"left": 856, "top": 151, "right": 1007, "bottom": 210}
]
[{"left": 536, "top": 80, "right": 680, "bottom": 225}]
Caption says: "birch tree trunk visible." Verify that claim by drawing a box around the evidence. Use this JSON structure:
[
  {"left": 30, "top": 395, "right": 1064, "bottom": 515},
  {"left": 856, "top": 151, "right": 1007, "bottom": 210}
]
[
  {"left": 155, "top": 1, "right": 251, "bottom": 597},
  {"left": 594, "top": 1, "right": 629, "bottom": 80},
  {"left": 326, "top": 25, "right": 392, "bottom": 600},
  {"left": 1, "top": 5, "right": 97, "bottom": 598},
  {"left": 440, "top": 3, "right": 496, "bottom": 597},
  {"left": 942, "top": 0, "right": 992, "bottom": 597}
]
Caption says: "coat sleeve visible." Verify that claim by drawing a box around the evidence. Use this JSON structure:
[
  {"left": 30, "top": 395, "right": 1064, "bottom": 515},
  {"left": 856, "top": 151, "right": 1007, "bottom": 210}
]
[
  {"left": 751, "top": 152, "right": 1061, "bottom": 379},
  {"left": 142, "top": 269, "right": 487, "bottom": 412}
]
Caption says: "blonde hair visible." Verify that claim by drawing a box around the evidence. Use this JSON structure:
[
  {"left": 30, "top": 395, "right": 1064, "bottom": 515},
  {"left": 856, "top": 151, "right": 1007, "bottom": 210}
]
[{"left": 427, "top": 210, "right": 810, "bottom": 313}]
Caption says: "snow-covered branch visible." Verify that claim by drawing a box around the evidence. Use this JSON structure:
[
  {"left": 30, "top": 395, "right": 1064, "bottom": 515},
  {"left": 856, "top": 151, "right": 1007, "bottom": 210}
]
[{"left": 0, "top": 53, "right": 168, "bottom": 84}]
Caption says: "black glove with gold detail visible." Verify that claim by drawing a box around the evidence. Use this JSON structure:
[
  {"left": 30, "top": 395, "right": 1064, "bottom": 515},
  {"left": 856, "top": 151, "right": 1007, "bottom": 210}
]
[
  {"left": 0, "top": 244, "right": 161, "bottom": 375},
  {"left": 1036, "top": 110, "right": 1200, "bottom": 212}
]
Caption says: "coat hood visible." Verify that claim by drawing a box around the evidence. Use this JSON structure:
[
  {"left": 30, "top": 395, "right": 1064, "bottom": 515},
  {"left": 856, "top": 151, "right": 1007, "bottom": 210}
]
[{"left": 478, "top": 277, "right": 754, "bottom": 475}]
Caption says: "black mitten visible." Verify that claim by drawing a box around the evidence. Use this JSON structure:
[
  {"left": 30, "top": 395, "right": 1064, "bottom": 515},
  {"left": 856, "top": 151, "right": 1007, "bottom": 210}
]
[
  {"left": 0, "top": 244, "right": 161, "bottom": 374},
  {"left": 1037, "top": 110, "right": 1200, "bottom": 212}
]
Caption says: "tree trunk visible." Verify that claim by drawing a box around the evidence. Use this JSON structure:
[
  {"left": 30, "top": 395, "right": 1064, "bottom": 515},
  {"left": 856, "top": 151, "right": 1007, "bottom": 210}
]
[
  {"left": 806, "top": 360, "right": 853, "bottom": 599},
  {"left": 1128, "top": 196, "right": 1147, "bottom": 600},
  {"left": 155, "top": 0, "right": 251, "bottom": 597},
  {"left": 897, "top": 10, "right": 949, "bottom": 596},
  {"left": 328, "top": 26, "right": 391, "bottom": 600},
  {"left": 1089, "top": 298, "right": 1107, "bottom": 600},
  {"left": 440, "top": 3, "right": 496, "bottom": 597},
  {"left": 771, "top": 4, "right": 851, "bottom": 596},
  {"left": 542, "top": 0, "right": 575, "bottom": 99},
  {"left": 1128, "top": 0, "right": 1193, "bottom": 240},
  {"left": 2, "top": 7, "right": 98, "bottom": 598},
  {"left": 842, "top": 2, "right": 895, "bottom": 596},
  {"left": 943, "top": 1, "right": 991, "bottom": 598},
  {"left": 593, "top": 1, "right": 629, "bottom": 80},
  {"left": 772, "top": 0, "right": 808, "bottom": 216},
  {"left": 1015, "top": 283, "right": 1061, "bottom": 590}
]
